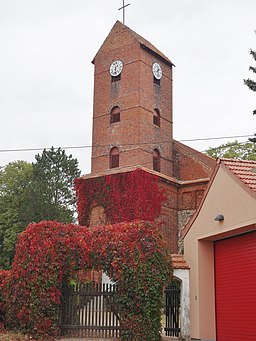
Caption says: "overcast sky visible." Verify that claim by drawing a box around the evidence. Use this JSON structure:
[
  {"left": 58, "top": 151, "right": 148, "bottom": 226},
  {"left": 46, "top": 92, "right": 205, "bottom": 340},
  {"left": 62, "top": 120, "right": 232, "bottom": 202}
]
[{"left": 0, "top": 0, "right": 255, "bottom": 174}]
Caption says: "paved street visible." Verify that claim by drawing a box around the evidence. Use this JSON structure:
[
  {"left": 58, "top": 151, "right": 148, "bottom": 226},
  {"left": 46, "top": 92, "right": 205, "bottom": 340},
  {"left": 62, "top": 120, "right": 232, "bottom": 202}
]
[{"left": 61, "top": 337, "right": 179, "bottom": 341}]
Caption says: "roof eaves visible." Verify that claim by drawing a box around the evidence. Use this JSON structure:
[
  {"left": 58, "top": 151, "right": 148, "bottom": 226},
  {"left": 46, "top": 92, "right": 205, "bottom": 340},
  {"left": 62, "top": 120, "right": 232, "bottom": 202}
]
[
  {"left": 140, "top": 43, "right": 175, "bottom": 67},
  {"left": 220, "top": 158, "right": 256, "bottom": 199},
  {"left": 181, "top": 160, "right": 221, "bottom": 239},
  {"left": 80, "top": 166, "right": 180, "bottom": 185}
]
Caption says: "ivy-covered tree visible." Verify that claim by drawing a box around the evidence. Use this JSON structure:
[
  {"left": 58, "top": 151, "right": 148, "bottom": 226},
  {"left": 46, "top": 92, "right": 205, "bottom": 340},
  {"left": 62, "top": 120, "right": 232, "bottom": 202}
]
[
  {"left": 205, "top": 140, "right": 256, "bottom": 160},
  {"left": 31, "top": 147, "right": 81, "bottom": 223}
]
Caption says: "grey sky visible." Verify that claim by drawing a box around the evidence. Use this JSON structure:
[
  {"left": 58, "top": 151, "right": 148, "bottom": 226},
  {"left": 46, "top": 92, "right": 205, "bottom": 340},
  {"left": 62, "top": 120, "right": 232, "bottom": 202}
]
[{"left": 0, "top": 0, "right": 255, "bottom": 174}]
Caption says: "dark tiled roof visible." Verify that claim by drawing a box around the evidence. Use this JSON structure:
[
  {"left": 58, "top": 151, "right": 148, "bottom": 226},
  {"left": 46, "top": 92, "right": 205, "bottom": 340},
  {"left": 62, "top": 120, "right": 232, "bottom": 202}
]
[{"left": 221, "top": 158, "right": 256, "bottom": 192}]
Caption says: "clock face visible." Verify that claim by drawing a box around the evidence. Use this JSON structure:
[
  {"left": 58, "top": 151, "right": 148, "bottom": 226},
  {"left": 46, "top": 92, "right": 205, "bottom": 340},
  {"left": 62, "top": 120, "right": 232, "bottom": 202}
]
[
  {"left": 109, "top": 60, "right": 123, "bottom": 77},
  {"left": 152, "top": 62, "right": 162, "bottom": 80}
]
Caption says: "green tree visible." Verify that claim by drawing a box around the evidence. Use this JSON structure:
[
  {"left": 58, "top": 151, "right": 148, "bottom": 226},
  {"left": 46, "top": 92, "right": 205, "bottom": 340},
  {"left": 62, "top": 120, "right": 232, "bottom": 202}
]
[
  {"left": 31, "top": 147, "right": 81, "bottom": 223},
  {"left": 244, "top": 49, "right": 256, "bottom": 116},
  {"left": 0, "top": 161, "right": 34, "bottom": 268},
  {"left": 205, "top": 140, "right": 256, "bottom": 160},
  {"left": 0, "top": 148, "right": 81, "bottom": 269},
  {"left": 244, "top": 49, "right": 256, "bottom": 93}
]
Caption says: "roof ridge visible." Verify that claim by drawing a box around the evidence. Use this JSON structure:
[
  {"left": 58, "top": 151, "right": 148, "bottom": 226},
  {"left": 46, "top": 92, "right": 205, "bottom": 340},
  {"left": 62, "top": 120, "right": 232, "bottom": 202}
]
[
  {"left": 124, "top": 22, "right": 174, "bottom": 65},
  {"left": 93, "top": 20, "right": 174, "bottom": 65},
  {"left": 220, "top": 157, "right": 256, "bottom": 164},
  {"left": 221, "top": 158, "right": 256, "bottom": 194},
  {"left": 173, "top": 139, "right": 215, "bottom": 170}
]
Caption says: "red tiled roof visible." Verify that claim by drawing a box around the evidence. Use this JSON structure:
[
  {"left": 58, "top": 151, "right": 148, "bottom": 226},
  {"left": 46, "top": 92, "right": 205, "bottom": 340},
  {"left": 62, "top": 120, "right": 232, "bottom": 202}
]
[
  {"left": 171, "top": 254, "right": 190, "bottom": 269},
  {"left": 181, "top": 158, "right": 256, "bottom": 239},
  {"left": 221, "top": 158, "right": 256, "bottom": 192}
]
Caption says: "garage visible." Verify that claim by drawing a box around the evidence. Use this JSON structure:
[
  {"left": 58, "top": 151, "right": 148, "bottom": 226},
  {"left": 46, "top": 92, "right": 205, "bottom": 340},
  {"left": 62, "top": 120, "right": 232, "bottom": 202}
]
[{"left": 215, "top": 231, "right": 256, "bottom": 341}]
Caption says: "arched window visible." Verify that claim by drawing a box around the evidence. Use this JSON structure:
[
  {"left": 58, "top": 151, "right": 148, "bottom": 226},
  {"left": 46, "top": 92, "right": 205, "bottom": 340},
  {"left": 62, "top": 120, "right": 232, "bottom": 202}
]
[
  {"left": 153, "top": 108, "right": 160, "bottom": 127},
  {"left": 110, "top": 147, "right": 119, "bottom": 169},
  {"left": 153, "top": 149, "right": 160, "bottom": 172},
  {"left": 110, "top": 106, "right": 120, "bottom": 124}
]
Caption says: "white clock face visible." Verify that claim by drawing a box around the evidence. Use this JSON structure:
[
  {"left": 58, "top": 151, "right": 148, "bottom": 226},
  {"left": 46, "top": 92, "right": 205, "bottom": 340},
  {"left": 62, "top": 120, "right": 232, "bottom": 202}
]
[
  {"left": 109, "top": 60, "right": 123, "bottom": 77},
  {"left": 152, "top": 62, "right": 162, "bottom": 80}
]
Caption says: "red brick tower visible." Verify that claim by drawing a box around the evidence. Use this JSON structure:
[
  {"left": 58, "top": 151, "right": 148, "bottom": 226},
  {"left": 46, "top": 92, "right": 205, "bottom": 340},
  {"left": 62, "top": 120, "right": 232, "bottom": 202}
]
[
  {"left": 76, "top": 21, "right": 216, "bottom": 254},
  {"left": 91, "top": 21, "right": 174, "bottom": 177}
]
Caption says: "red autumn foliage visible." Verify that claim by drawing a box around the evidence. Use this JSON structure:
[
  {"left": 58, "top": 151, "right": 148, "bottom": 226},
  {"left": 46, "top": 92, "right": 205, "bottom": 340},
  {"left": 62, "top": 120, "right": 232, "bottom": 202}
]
[
  {"left": 1, "top": 168, "right": 172, "bottom": 340},
  {"left": 92, "top": 220, "right": 170, "bottom": 281},
  {"left": 91, "top": 220, "right": 172, "bottom": 340},
  {"left": 75, "top": 168, "right": 165, "bottom": 226},
  {"left": 3, "top": 221, "right": 91, "bottom": 339},
  {"left": 0, "top": 270, "right": 10, "bottom": 331}
]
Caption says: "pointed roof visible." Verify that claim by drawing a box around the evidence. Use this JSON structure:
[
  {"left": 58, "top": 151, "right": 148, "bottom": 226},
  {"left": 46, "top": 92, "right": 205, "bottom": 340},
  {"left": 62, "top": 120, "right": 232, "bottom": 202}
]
[
  {"left": 92, "top": 21, "right": 174, "bottom": 66},
  {"left": 182, "top": 158, "right": 256, "bottom": 238},
  {"left": 173, "top": 140, "right": 215, "bottom": 175},
  {"left": 221, "top": 158, "right": 256, "bottom": 193}
]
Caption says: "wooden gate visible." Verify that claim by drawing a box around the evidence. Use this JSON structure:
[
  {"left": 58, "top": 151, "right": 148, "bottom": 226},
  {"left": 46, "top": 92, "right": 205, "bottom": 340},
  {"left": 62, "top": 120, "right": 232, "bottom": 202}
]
[
  {"left": 164, "top": 280, "right": 181, "bottom": 337},
  {"left": 60, "top": 282, "right": 120, "bottom": 338}
]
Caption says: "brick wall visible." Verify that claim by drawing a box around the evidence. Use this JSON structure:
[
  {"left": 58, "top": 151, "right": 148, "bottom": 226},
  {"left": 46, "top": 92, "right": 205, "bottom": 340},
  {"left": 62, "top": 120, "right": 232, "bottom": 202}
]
[
  {"left": 91, "top": 23, "right": 173, "bottom": 177},
  {"left": 84, "top": 21, "right": 215, "bottom": 254},
  {"left": 156, "top": 179, "right": 210, "bottom": 253},
  {"left": 173, "top": 140, "right": 215, "bottom": 181}
]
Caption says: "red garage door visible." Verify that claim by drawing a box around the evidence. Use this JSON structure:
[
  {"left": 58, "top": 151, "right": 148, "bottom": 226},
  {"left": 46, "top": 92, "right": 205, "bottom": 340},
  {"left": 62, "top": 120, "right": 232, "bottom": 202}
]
[{"left": 215, "top": 231, "right": 256, "bottom": 341}]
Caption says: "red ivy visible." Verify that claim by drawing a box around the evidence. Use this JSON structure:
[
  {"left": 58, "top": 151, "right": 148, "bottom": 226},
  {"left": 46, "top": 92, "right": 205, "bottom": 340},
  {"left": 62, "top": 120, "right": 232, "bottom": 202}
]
[
  {"left": 91, "top": 220, "right": 172, "bottom": 340},
  {"left": 1, "top": 218, "right": 172, "bottom": 340},
  {"left": 91, "top": 220, "right": 168, "bottom": 280},
  {"left": 3, "top": 221, "right": 91, "bottom": 339},
  {"left": 0, "top": 270, "right": 10, "bottom": 331},
  {"left": 75, "top": 169, "right": 165, "bottom": 226}
]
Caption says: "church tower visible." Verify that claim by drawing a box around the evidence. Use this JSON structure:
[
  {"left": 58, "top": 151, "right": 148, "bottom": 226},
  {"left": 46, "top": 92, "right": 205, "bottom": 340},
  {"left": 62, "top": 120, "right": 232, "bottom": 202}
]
[
  {"left": 76, "top": 21, "right": 215, "bottom": 255},
  {"left": 91, "top": 21, "right": 174, "bottom": 177}
]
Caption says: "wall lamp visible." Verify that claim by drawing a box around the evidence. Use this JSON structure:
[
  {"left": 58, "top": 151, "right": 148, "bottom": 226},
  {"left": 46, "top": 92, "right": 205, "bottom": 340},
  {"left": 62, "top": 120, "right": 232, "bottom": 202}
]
[{"left": 215, "top": 214, "right": 224, "bottom": 222}]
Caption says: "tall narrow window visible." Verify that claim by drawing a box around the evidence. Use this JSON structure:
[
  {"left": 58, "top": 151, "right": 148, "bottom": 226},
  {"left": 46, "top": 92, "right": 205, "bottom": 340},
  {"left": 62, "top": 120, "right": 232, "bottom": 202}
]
[
  {"left": 111, "top": 74, "right": 121, "bottom": 83},
  {"left": 110, "top": 106, "right": 120, "bottom": 124},
  {"left": 110, "top": 147, "right": 119, "bottom": 169},
  {"left": 153, "top": 108, "right": 160, "bottom": 127},
  {"left": 153, "top": 149, "right": 160, "bottom": 172},
  {"left": 154, "top": 77, "right": 161, "bottom": 86}
]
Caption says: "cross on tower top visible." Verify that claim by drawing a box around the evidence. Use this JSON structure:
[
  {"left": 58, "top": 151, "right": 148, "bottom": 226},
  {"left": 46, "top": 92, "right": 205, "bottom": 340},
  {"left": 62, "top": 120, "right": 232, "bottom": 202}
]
[{"left": 118, "top": 0, "right": 130, "bottom": 24}]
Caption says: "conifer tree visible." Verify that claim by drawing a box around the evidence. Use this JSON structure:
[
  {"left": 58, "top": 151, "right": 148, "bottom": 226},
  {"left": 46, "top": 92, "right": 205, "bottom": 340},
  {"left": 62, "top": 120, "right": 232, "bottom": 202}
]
[
  {"left": 32, "top": 147, "right": 81, "bottom": 223},
  {"left": 0, "top": 148, "right": 81, "bottom": 268},
  {"left": 244, "top": 49, "right": 256, "bottom": 115},
  {"left": 244, "top": 46, "right": 256, "bottom": 142}
]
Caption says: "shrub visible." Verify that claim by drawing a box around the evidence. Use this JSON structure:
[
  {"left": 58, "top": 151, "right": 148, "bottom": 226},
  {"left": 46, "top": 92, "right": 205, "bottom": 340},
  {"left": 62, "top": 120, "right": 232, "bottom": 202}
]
[
  {"left": 0, "top": 270, "right": 10, "bottom": 331},
  {"left": 92, "top": 220, "right": 172, "bottom": 341},
  {"left": 3, "top": 221, "right": 91, "bottom": 339},
  {"left": 3, "top": 219, "right": 172, "bottom": 340}
]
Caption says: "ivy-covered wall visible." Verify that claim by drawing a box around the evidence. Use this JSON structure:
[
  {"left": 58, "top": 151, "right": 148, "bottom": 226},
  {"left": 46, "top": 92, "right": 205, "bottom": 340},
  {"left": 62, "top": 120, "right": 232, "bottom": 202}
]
[
  {"left": 0, "top": 220, "right": 172, "bottom": 341},
  {"left": 75, "top": 168, "right": 165, "bottom": 226},
  {"left": 75, "top": 168, "right": 207, "bottom": 253}
]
